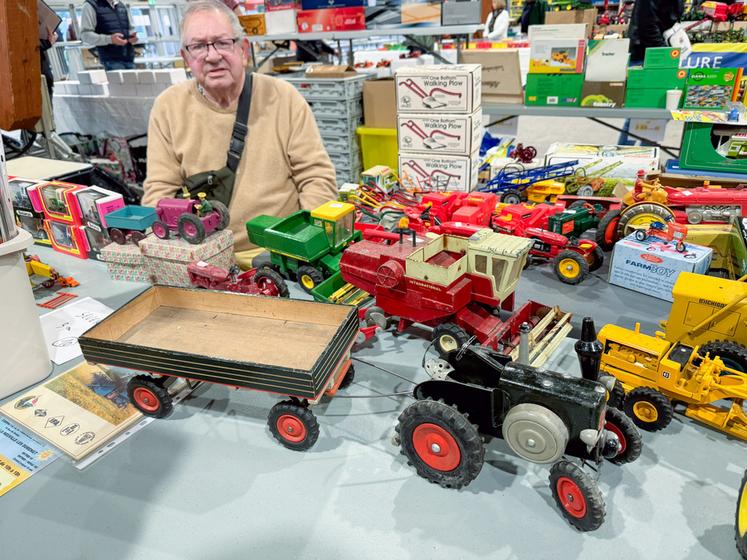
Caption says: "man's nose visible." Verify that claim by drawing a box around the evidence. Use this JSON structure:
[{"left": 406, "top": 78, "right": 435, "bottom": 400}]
[{"left": 205, "top": 44, "right": 222, "bottom": 62}]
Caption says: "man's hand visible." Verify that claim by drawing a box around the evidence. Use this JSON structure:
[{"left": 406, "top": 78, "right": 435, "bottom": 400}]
[
  {"left": 111, "top": 33, "right": 128, "bottom": 46},
  {"left": 47, "top": 27, "right": 57, "bottom": 44},
  {"left": 128, "top": 32, "right": 138, "bottom": 44}
]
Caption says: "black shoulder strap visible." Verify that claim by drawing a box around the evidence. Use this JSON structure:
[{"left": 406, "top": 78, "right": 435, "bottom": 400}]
[{"left": 227, "top": 71, "right": 253, "bottom": 173}]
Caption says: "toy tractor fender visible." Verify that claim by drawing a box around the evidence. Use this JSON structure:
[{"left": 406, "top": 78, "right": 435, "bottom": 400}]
[{"left": 616, "top": 201, "right": 675, "bottom": 239}]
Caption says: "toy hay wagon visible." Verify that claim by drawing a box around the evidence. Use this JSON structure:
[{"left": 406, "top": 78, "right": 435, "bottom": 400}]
[{"left": 78, "top": 286, "right": 358, "bottom": 450}]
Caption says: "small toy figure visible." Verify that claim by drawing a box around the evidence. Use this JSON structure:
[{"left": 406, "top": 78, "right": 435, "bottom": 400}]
[{"left": 153, "top": 194, "right": 230, "bottom": 245}]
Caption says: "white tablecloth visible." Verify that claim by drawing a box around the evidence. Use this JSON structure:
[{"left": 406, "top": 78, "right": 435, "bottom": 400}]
[{"left": 53, "top": 95, "right": 155, "bottom": 137}]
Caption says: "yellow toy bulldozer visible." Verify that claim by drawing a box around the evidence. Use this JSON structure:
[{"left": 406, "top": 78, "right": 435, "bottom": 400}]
[{"left": 25, "top": 254, "right": 79, "bottom": 290}]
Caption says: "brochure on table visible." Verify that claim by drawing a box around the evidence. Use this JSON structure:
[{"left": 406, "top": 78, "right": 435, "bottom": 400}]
[
  {"left": 0, "top": 418, "right": 58, "bottom": 497},
  {"left": 40, "top": 297, "right": 114, "bottom": 365}
]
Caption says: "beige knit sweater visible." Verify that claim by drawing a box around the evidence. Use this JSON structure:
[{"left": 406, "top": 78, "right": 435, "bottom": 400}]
[{"left": 142, "top": 73, "right": 338, "bottom": 261}]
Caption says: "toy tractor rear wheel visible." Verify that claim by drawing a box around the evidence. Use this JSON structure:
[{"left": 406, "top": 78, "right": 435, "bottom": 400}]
[
  {"left": 604, "top": 406, "right": 643, "bottom": 465},
  {"left": 737, "top": 470, "right": 747, "bottom": 559},
  {"left": 549, "top": 461, "right": 606, "bottom": 532},
  {"left": 396, "top": 399, "right": 484, "bottom": 489},
  {"left": 432, "top": 323, "right": 470, "bottom": 357},
  {"left": 624, "top": 387, "right": 673, "bottom": 431},
  {"left": 254, "top": 268, "right": 290, "bottom": 298},
  {"left": 595, "top": 209, "right": 621, "bottom": 251},
  {"left": 553, "top": 250, "right": 589, "bottom": 285},
  {"left": 179, "top": 214, "right": 206, "bottom": 244},
  {"left": 616, "top": 202, "right": 675, "bottom": 239},
  {"left": 500, "top": 189, "right": 523, "bottom": 205},
  {"left": 109, "top": 228, "right": 127, "bottom": 245},
  {"left": 152, "top": 220, "right": 170, "bottom": 240},
  {"left": 699, "top": 341, "right": 747, "bottom": 373},
  {"left": 297, "top": 265, "right": 324, "bottom": 294},
  {"left": 210, "top": 200, "right": 230, "bottom": 230},
  {"left": 127, "top": 375, "right": 174, "bottom": 419},
  {"left": 268, "top": 399, "right": 319, "bottom": 451}
]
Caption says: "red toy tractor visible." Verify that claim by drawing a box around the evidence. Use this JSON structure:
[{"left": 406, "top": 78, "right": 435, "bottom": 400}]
[
  {"left": 153, "top": 194, "right": 230, "bottom": 245},
  {"left": 403, "top": 191, "right": 497, "bottom": 233},
  {"left": 187, "top": 261, "right": 289, "bottom": 297},
  {"left": 633, "top": 220, "right": 688, "bottom": 252}
]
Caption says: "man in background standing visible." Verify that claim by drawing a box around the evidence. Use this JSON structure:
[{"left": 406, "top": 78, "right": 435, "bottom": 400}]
[
  {"left": 520, "top": 0, "right": 546, "bottom": 34},
  {"left": 80, "top": 0, "right": 137, "bottom": 70},
  {"left": 628, "top": 0, "right": 684, "bottom": 63}
]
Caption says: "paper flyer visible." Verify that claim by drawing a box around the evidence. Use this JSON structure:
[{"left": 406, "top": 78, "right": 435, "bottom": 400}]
[
  {"left": 0, "top": 418, "right": 58, "bottom": 497},
  {"left": 0, "top": 362, "right": 142, "bottom": 461},
  {"left": 40, "top": 297, "right": 114, "bottom": 365}
]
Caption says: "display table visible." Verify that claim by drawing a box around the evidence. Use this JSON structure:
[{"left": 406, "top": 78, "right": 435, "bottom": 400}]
[
  {"left": 53, "top": 94, "right": 155, "bottom": 137},
  {"left": 0, "top": 246, "right": 744, "bottom": 560}
]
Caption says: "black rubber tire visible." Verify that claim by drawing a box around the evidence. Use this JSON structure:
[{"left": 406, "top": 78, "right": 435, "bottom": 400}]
[
  {"left": 608, "top": 380, "right": 625, "bottom": 409},
  {"left": 500, "top": 189, "right": 523, "bottom": 205},
  {"left": 338, "top": 364, "right": 355, "bottom": 389},
  {"left": 267, "top": 400, "right": 319, "bottom": 451},
  {"left": 699, "top": 341, "right": 747, "bottom": 373},
  {"left": 617, "top": 202, "right": 675, "bottom": 239},
  {"left": 254, "top": 267, "right": 290, "bottom": 298},
  {"left": 127, "top": 375, "right": 174, "bottom": 419},
  {"left": 634, "top": 230, "right": 647, "bottom": 242},
  {"left": 297, "top": 265, "right": 324, "bottom": 294},
  {"left": 553, "top": 250, "right": 589, "bottom": 285},
  {"left": 595, "top": 209, "right": 621, "bottom": 251},
  {"left": 109, "top": 228, "right": 126, "bottom": 245},
  {"left": 251, "top": 252, "right": 272, "bottom": 270},
  {"left": 152, "top": 220, "right": 170, "bottom": 240},
  {"left": 549, "top": 460, "right": 606, "bottom": 532},
  {"left": 396, "top": 399, "right": 484, "bottom": 489},
  {"left": 432, "top": 323, "right": 470, "bottom": 357},
  {"left": 178, "top": 214, "right": 206, "bottom": 244},
  {"left": 737, "top": 470, "right": 747, "bottom": 559},
  {"left": 130, "top": 231, "right": 146, "bottom": 246},
  {"left": 41, "top": 278, "right": 56, "bottom": 289},
  {"left": 568, "top": 200, "right": 590, "bottom": 210},
  {"left": 624, "top": 387, "right": 673, "bottom": 431},
  {"left": 209, "top": 200, "right": 230, "bottom": 230},
  {"left": 604, "top": 406, "right": 643, "bottom": 465},
  {"left": 589, "top": 246, "right": 605, "bottom": 272}
]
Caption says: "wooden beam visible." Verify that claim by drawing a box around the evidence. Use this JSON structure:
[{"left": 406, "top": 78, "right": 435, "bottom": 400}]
[{"left": 0, "top": 0, "right": 42, "bottom": 130}]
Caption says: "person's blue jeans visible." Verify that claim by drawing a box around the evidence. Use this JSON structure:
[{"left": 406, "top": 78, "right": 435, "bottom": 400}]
[{"left": 102, "top": 60, "right": 135, "bottom": 71}]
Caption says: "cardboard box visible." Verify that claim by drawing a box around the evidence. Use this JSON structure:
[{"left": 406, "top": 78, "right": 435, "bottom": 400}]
[
  {"left": 239, "top": 14, "right": 266, "bottom": 36},
  {"left": 365, "top": 0, "right": 402, "bottom": 28},
  {"left": 682, "top": 67, "right": 740, "bottom": 110},
  {"left": 395, "top": 64, "right": 481, "bottom": 113},
  {"left": 585, "top": 39, "right": 630, "bottom": 82},
  {"left": 44, "top": 219, "right": 88, "bottom": 259},
  {"left": 525, "top": 73, "right": 584, "bottom": 106},
  {"left": 609, "top": 233, "right": 712, "bottom": 302},
  {"left": 581, "top": 81, "right": 626, "bottom": 108},
  {"left": 545, "top": 143, "right": 660, "bottom": 179},
  {"left": 363, "top": 78, "right": 397, "bottom": 128},
  {"left": 401, "top": 1, "right": 441, "bottom": 26},
  {"left": 528, "top": 23, "right": 587, "bottom": 41},
  {"left": 643, "top": 46, "right": 682, "bottom": 69},
  {"left": 301, "top": 0, "right": 364, "bottom": 7},
  {"left": 544, "top": 8, "right": 596, "bottom": 36},
  {"left": 101, "top": 241, "right": 154, "bottom": 283},
  {"left": 459, "top": 49, "right": 523, "bottom": 104},
  {"left": 297, "top": 6, "right": 365, "bottom": 32},
  {"left": 627, "top": 67, "right": 687, "bottom": 89},
  {"left": 265, "top": 9, "right": 298, "bottom": 34},
  {"left": 529, "top": 39, "right": 586, "bottom": 74},
  {"left": 624, "top": 88, "right": 669, "bottom": 108},
  {"left": 81, "top": 225, "right": 111, "bottom": 261},
  {"left": 397, "top": 109, "right": 482, "bottom": 155},
  {"left": 138, "top": 229, "right": 235, "bottom": 287},
  {"left": 441, "top": 0, "right": 482, "bottom": 25},
  {"left": 266, "top": 0, "right": 299, "bottom": 10},
  {"left": 304, "top": 64, "right": 357, "bottom": 78},
  {"left": 399, "top": 150, "right": 481, "bottom": 192},
  {"left": 70, "top": 186, "right": 124, "bottom": 232},
  {"left": 14, "top": 209, "right": 50, "bottom": 244}
]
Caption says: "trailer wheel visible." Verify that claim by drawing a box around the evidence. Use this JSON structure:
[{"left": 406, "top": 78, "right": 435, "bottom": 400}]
[
  {"left": 623, "top": 387, "right": 673, "bottom": 431},
  {"left": 396, "top": 399, "right": 484, "bottom": 489},
  {"left": 109, "top": 228, "right": 127, "bottom": 245},
  {"left": 553, "top": 250, "right": 588, "bottom": 285},
  {"left": 616, "top": 202, "right": 675, "bottom": 239},
  {"left": 210, "top": 200, "right": 230, "bottom": 230},
  {"left": 268, "top": 400, "right": 319, "bottom": 451},
  {"left": 503, "top": 403, "right": 569, "bottom": 464},
  {"left": 604, "top": 406, "right": 642, "bottom": 465},
  {"left": 338, "top": 364, "right": 355, "bottom": 389},
  {"left": 179, "top": 214, "right": 206, "bottom": 244},
  {"left": 130, "top": 231, "right": 146, "bottom": 245},
  {"left": 297, "top": 266, "right": 324, "bottom": 293},
  {"left": 589, "top": 246, "right": 604, "bottom": 272},
  {"left": 595, "top": 209, "right": 620, "bottom": 251},
  {"left": 254, "top": 268, "right": 290, "bottom": 298},
  {"left": 432, "top": 323, "right": 470, "bottom": 357},
  {"left": 737, "top": 470, "right": 747, "bottom": 559},
  {"left": 577, "top": 185, "right": 595, "bottom": 197},
  {"left": 152, "top": 220, "right": 170, "bottom": 240},
  {"left": 500, "top": 189, "right": 523, "bottom": 205},
  {"left": 127, "top": 375, "right": 173, "bottom": 419},
  {"left": 700, "top": 341, "right": 747, "bottom": 373},
  {"left": 549, "top": 461, "right": 606, "bottom": 532}
]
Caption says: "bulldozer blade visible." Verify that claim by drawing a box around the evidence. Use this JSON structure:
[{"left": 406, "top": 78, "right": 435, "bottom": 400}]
[
  {"left": 684, "top": 401, "right": 747, "bottom": 442},
  {"left": 508, "top": 307, "right": 573, "bottom": 367}
]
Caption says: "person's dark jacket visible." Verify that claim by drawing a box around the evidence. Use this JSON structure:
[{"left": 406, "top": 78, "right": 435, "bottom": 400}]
[
  {"left": 40, "top": 38, "right": 54, "bottom": 101},
  {"left": 85, "top": 0, "right": 134, "bottom": 64},
  {"left": 628, "top": 0, "right": 684, "bottom": 62},
  {"left": 520, "top": 0, "right": 547, "bottom": 34}
]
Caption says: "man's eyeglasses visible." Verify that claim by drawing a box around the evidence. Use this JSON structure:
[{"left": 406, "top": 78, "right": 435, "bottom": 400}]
[{"left": 184, "top": 38, "right": 240, "bottom": 57}]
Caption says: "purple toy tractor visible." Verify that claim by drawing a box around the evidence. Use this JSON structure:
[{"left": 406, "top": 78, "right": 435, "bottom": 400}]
[{"left": 153, "top": 195, "right": 230, "bottom": 245}]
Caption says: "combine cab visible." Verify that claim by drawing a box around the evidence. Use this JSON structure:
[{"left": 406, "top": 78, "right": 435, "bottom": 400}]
[{"left": 340, "top": 228, "right": 571, "bottom": 365}]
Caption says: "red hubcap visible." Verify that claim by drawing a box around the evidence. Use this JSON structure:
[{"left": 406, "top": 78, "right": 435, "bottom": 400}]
[
  {"left": 556, "top": 477, "right": 588, "bottom": 519},
  {"left": 133, "top": 387, "right": 160, "bottom": 413},
  {"left": 412, "top": 423, "right": 461, "bottom": 471},
  {"left": 277, "top": 414, "right": 307, "bottom": 443},
  {"left": 153, "top": 223, "right": 166, "bottom": 238},
  {"left": 605, "top": 421, "right": 627, "bottom": 455},
  {"left": 256, "top": 278, "right": 279, "bottom": 297}
]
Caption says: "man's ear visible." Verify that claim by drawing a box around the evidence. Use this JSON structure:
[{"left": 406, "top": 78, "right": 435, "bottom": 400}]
[
  {"left": 180, "top": 48, "right": 190, "bottom": 69},
  {"left": 240, "top": 37, "right": 250, "bottom": 65}
]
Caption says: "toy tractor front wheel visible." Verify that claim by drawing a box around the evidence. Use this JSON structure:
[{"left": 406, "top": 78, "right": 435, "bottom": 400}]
[
  {"left": 297, "top": 265, "right": 324, "bottom": 294},
  {"left": 624, "top": 387, "right": 673, "bottom": 431},
  {"left": 737, "top": 470, "right": 747, "bottom": 559},
  {"left": 595, "top": 209, "right": 621, "bottom": 251},
  {"left": 127, "top": 375, "right": 174, "bottom": 419},
  {"left": 152, "top": 220, "right": 170, "bottom": 240},
  {"left": 396, "top": 399, "right": 484, "bottom": 489},
  {"left": 549, "top": 461, "right": 606, "bottom": 532},
  {"left": 604, "top": 406, "right": 642, "bottom": 465},
  {"left": 210, "top": 200, "right": 230, "bottom": 230},
  {"left": 500, "top": 189, "right": 523, "bottom": 205},
  {"left": 432, "top": 323, "right": 470, "bottom": 357},
  {"left": 254, "top": 268, "right": 290, "bottom": 298},
  {"left": 179, "top": 214, "right": 206, "bottom": 244},
  {"left": 553, "top": 250, "right": 589, "bottom": 285},
  {"left": 699, "top": 341, "right": 747, "bottom": 373},
  {"left": 268, "top": 399, "right": 319, "bottom": 451}
]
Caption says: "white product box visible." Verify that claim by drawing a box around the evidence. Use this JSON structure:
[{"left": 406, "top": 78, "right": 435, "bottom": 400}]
[
  {"left": 265, "top": 9, "right": 297, "bottom": 35},
  {"left": 395, "top": 64, "right": 481, "bottom": 113},
  {"left": 90, "top": 83, "right": 110, "bottom": 96},
  {"left": 116, "top": 84, "right": 136, "bottom": 97},
  {"left": 399, "top": 150, "right": 480, "bottom": 192},
  {"left": 528, "top": 23, "right": 587, "bottom": 41},
  {"left": 609, "top": 233, "right": 712, "bottom": 302},
  {"left": 120, "top": 70, "right": 140, "bottom": 84},
  {"left": 585, "top": 39, "right": 630, "bottom": 82},
  {"left": 137, "top": 70, "right": 156, "bottom": 84},
  {"left": 135, "top": 84, "right": 156, "bottom": 97},
  {"left": 153, "top": 68, "right": 188, "bottom": 84},
  {"left": 544, "top": 143, "right": 660, "bottom": 179},
  {"left": 397, "top": 109, "right": 482, "bottom": 155},
  {"left": 106, "top": 71, "right": 123, "bottom": 85},
  {"left": 77, "top": 71, "right": 92, "bottom": 84},
  {"left": 528, "top": 39, "right": 587, "bottom": 74}
]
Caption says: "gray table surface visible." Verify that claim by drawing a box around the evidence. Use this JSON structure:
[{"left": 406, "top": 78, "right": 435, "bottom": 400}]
[{"left": 1, "top": 245, "right": 745, "bottom": 560}]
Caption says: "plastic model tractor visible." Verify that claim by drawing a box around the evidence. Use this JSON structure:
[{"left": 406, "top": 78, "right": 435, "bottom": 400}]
[
  {"left": 597, "top": 322, "right": 747, "bottom": 440},
  {"left": 25, "top": 254, "right": 79, "bottom": 290},
  {"left": 397, "top": 318, "right": 642, "bottom": 532},
  {"left": 738, "top": 471, "right": 747, "bottom": 559},
  {"left": 633, "top": 219, "right": 688, "bottom": 252},
  {"left": 246, "top": 201, "right": 361, "bottom": 294},
  {"left": 153, "top": 194, "right": 229, "bottom": 245},
  {"left": 403, "top": 191, "right": 497, "bottom": 233},
  {"left": 492, "top": 203, "right": 604, "bottom": 284},
  {"left": 105, "top": 205, "right": 158, "bottom": 245},
  {"left": 187, "top": 261, "right": 289, "bottom": 297},
  {"left": 341, "top": 228, "right": 572, "bottom": 365}
]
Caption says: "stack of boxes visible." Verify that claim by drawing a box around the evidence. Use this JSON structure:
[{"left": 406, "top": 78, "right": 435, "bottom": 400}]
[
  {"left": 580, "top": 39, "right": 629, "bottom": 108},
  {"left": 7, "top": 178, "right": 50, "bottom": 245},
  {"left": 395, "top": 64, "right": 482, "bottom": 192},
  {"left": 625, "top": 47, "right": 686, "bottom": 109},
  {"left": 297, "top": 0, "right": 366, "bottom": 32},
  {"left": 284, "top": 71, "right": 370, "bottom": 184},
  {"left": 526, "top": 33, "right": 587, "bottom": 107},
  {"left": 54, "top": 69, "right": 187, "bottom": 98}
]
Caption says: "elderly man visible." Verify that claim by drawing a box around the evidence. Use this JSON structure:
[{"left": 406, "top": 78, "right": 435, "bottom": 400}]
[{"left": 142, "top": 0, "right": 337, "bottom": 266}]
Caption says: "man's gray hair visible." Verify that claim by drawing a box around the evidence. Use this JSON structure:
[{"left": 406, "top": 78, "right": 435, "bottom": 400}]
[{"left": 181, "top": 0, "right": 246, "bottom": 45}]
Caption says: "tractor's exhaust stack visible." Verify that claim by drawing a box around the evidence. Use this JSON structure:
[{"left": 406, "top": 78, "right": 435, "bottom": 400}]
[{"left": 575, "top": 317, "right": 602, "bottom": 382}]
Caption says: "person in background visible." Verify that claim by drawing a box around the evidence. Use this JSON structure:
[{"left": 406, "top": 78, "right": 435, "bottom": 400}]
[
  {"left": 520, "top": 0, "right": 546, "bottom": 35},
  {"left": 142, "top": 0, "right": 337, "bottom": 267},
  {"left": 484, "top": 0, "right": 509, "bottom": 41},
  {"left": 628, "top": 0, "right": 684, "bottom": 63},
  {"left": 40, "top": 27, "right": 58, "bottom": 102},
  {"left": 80, "top": 0, "right": 137, "bottom": 70}
]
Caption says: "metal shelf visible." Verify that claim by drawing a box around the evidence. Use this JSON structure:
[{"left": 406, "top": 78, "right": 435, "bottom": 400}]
[
  {"left": 246, "top": 24, "right": 481, "bottom": 43},
  {"left": 482, "top": 103, "right": 673, "bottom": 120}
]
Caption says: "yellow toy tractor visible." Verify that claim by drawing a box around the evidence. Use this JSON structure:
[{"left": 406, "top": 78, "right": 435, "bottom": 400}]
[
  {"left": 738, "top": 471, "right": 747, "bottom": 559},
  {"left": 25, "top": 254, "right": 79, "bottom": 290},
  {"left": 597, "top": 322, "right": 747, "bottom": 440}
]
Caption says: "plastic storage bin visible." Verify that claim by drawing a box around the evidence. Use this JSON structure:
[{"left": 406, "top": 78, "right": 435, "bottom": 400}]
[{"left": 357, "top": 127, "right": 398, "bottom": 171}]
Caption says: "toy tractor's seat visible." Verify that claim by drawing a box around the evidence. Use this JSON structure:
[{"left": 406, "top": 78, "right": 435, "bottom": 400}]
[{"left": 668, "top": 343, "right": 695, "bottom": 369}]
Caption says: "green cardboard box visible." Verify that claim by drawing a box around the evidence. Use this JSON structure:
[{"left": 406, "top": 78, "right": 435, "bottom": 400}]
[
  {"left": 525, "top": 73, "right": 584, "bottom": 106},
  {"left": 627, "top": 67, "right": 687, "bottom": 89},
  {"left": 643, "top": 46, "right": 682, "bottom": 69},
  {"left": 624, "top": 88, "right": 668, "bottom": 108},
  {"left": 581, "top": 81, "right": 626, "bottom": 108},
  {"left": 682, "top": 67, "right": 740, "bottom": 110}
]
